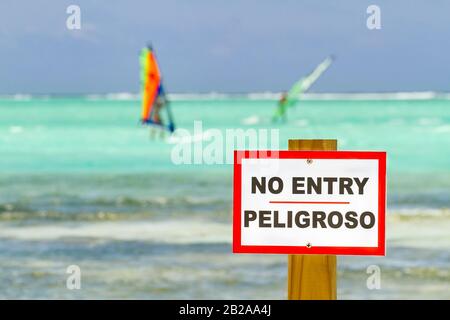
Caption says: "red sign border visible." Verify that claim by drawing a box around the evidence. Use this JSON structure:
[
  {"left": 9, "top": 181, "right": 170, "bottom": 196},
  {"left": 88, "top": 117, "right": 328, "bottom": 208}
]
[{"left": 233, "top": 150, "right": 386, "bottom": 256}]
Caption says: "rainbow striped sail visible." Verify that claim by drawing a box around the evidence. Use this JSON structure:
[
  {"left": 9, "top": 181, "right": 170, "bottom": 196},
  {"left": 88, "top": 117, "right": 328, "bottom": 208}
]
[{"left": 140, "top": 46, "right": 175, "bottom": 132}]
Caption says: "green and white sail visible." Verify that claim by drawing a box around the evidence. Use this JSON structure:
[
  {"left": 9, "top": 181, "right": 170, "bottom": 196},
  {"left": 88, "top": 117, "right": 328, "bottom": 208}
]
[{"left": 286, "top": 55, "right": 334, "bottom": 107}]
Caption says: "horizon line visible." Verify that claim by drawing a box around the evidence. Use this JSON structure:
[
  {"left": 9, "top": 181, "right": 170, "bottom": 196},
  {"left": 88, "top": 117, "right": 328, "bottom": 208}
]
[{"left": 2, "top": 91, "right": 450, "bottom": 101}]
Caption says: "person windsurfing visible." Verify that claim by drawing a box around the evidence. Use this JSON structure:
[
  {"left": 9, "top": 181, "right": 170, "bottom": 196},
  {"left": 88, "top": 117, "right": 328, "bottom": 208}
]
[
  {"left": 273, "top": 92, "right": 289, "bottom": 123},
  {"left": 151, "top": 90, "right": 166, "bottom": 125},
  {"left": 148, "top": 88, "right": 170, "bottom": 139},
  {"left": 140, "top": 45, "right": 176, "bottom": 137},
  {"left": 272, "top": 55, "right": 334, "bottom": 122}
]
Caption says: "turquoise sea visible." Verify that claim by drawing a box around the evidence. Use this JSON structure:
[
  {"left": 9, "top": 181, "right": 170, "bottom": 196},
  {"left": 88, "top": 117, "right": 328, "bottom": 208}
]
[{"left": 0, "top": 94, "right": 449, "bottom": 299}]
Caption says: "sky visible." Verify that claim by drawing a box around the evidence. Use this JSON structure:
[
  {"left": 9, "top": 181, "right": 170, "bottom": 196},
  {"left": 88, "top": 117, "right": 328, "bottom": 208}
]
[{"left": 0, "top": 0, "right": 449, "bottom": 94}]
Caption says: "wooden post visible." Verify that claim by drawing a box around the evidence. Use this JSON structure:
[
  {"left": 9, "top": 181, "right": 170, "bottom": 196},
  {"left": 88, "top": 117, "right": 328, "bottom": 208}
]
[{"left": 287, "top": 139, "right": 337, "bottom": 300}]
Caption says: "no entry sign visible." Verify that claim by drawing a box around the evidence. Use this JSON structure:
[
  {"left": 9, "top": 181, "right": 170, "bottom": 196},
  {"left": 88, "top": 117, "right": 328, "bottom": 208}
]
[{"left": 233, "top": 151, "right": 386, "bottom": 256}]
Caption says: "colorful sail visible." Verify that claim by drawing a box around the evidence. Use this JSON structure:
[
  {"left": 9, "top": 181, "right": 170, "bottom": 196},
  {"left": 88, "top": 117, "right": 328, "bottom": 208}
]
[
  {"left": 140, "top": 46, "right": 175, "bottom": 133},
  {"left": 140, "top": 47, "right": 161, "bottom": 122}
]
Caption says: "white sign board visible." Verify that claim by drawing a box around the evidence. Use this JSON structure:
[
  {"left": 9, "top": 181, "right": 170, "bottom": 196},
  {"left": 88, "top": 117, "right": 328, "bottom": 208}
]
[{"left": 233, "top": 151, "right": 386, "bottom": 256}]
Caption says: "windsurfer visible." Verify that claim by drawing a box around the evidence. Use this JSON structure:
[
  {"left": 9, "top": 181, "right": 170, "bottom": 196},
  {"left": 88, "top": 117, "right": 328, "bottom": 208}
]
[
  {"left": 273, "top": 92, "right": 288, "bottom": 122},
  {"left": 140, "top": 45, "right": 176, "bottom": 136},
  {"left": 149, "top": 95, "right": 167, "bottom": 139},
  {"left": 152, "top": 95, "right": 165, "bottom": 125},
  {"left": 271, "top": 56, "right": 334, "bottom": 124}
]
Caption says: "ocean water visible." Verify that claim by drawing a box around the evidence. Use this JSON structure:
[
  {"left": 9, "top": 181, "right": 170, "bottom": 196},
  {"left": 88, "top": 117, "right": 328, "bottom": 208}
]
[{"left": 0, "top": 95, "right": 449, "bottom": 299}]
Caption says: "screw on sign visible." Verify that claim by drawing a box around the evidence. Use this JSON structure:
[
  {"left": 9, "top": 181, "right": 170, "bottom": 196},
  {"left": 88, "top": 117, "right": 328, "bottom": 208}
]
[{"left": 232, "top": 139, "right": 386, "bottom": 300}]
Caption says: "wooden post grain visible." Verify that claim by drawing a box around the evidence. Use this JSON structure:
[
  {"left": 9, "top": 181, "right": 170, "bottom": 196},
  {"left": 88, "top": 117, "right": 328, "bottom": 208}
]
[{"left": 287, "top": 139, "right": 337, "bottom": 300}]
